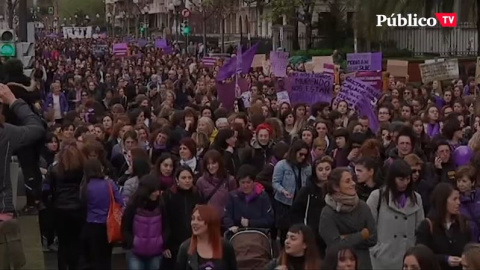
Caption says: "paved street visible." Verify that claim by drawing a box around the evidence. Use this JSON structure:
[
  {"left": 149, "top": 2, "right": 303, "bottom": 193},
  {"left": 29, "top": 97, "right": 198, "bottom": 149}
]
[{"left": 17, "top": 196, "right": 127, "bottom": 270}]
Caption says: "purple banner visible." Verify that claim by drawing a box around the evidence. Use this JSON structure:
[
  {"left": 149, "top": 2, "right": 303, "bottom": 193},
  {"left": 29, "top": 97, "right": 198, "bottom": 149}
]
[
  {"left": 355, "top": 71, "right": 383, "bottom": 90},
  {"left": 155, "top": 39, "right": 168, "bottom": 49},
  {"left": 339, "top": 77, "right": 381, "bottom": 132},
  {"left": 290, "top": 73, "right": 334, "bottom": 105},
  {"left": 339, "top": 77, "right": 381, "bottom": 110},
  {"left": 346, "top": 52, "right": 382, "bottom": 72},
  {"left": 270, "top": 51, "right": 289, "bottom": 77},
  {"left": 112, "top": 43, "right": 128, "bottom": 56}
]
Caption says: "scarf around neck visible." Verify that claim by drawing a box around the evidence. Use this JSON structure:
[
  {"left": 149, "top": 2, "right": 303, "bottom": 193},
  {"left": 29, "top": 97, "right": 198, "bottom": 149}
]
[
  {"left": 180, "top": 157, "right": 197, "bottom": 172},
  {"left": 426, "top": 122, "right": 440, "bottom": 138},
  {"left": 325, "top": 192, "right": 359, "bottom": 213}
]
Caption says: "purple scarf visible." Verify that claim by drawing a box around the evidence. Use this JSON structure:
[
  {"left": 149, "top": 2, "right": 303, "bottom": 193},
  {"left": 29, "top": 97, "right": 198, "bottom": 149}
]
[
  {"left": 426, "top": 122, "right": 440, "bottom": 138},
  {"left": 396, "top": 193, "right": 407, "bottom": 208},
  {"left": 153, "top": 142, "right": 166, "bottom": 150},
  {"left": 160, "top": 175, "right": 174, "bottom": 190}
]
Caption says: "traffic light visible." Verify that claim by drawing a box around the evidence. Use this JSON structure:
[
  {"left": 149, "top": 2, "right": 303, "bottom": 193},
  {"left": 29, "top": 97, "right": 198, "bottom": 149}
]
[
  {"left": 181, "top": 20, "right": 191, "bottom": 36},
  {"left": 0, "top": 29, "right": 16, "bottom": 57}
]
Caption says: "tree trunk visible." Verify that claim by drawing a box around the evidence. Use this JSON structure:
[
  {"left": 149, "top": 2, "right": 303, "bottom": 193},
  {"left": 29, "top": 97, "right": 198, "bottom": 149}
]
[
  {"left": 305, "top": 23, "right": 312, "bottom": 49},
  {"left": 221, "top": 18, "right": 225, "bottom": 53}
]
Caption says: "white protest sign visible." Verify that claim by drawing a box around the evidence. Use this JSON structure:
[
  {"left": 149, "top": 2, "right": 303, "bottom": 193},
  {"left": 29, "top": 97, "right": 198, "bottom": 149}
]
[
  {"left": 276, "top": 91, "right": 290, "bottom": 105},
  {"left": 63, "top": 27, "right": 93, "bottom": 38},
  {"left": 419, "top": 58, "right": 459, "bottom": 83},
  {"left": 241, "top": 91, "right": 252, "bottom": 108}
]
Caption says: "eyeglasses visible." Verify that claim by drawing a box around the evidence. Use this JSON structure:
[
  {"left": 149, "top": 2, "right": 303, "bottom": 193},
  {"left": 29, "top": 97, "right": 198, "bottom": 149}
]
[
  {"left": 411, "top": 169, "right": 421, "bottom": 174},
  {"left": 298, "top": 152, "right": 308, "bottom": 157}
]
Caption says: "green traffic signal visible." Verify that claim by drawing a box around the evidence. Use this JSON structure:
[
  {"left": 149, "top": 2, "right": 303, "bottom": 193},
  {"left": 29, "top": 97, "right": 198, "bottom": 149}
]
[
  {"left": 0, "top": 43, "right": 15, "bottom": 57},
  {"left": 182, "top": 26, "right": 191, "bottom": 36}
]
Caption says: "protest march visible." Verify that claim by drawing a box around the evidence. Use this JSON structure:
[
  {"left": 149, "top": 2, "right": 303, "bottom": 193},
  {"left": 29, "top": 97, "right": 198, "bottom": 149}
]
[{"left": 1, "top": 28, "right": 480, "bottom": 270}]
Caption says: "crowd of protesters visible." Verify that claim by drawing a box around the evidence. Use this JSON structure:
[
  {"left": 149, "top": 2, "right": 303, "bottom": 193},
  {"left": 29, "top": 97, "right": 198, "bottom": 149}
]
[{"left": 2, "top": 35, "right": 480, "bottom": 270}]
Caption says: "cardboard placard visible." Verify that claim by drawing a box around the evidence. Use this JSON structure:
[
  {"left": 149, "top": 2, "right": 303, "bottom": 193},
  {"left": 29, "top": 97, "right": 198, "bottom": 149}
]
[
  {"left": 305, "top": 62, "right": 314, "bottom": 73},
  {"left": 475, "top": 57, "right": 480, "bottom": 84},
  {"left": 312, "top": 56, "right": 333, "bottom": 73},
  {"left": 252, "top": 54, "right": 266, "bottom": 68},
  {"left": 387, "top": 60, "right": 409, "bottom": 77},
  {"left": 419, "top": 58, "right": 459, "bottom": 83}
]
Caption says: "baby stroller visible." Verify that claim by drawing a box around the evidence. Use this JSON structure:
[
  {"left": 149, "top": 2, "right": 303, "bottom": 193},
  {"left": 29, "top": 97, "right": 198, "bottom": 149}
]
[{"left": 225, "top": 228, "right": 273, "bottom": 270}]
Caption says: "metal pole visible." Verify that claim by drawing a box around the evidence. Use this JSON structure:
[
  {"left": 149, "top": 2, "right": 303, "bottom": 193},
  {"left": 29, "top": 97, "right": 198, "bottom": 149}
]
[
  {"left": 175, "top": 9, "right": 179, "bottom": 44},
  {"left": 18, "top": 0, "right": 28, "bottom": 41}
]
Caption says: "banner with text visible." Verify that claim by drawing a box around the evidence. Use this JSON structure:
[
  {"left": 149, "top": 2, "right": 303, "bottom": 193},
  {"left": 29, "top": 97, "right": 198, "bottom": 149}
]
[
  {"left": 338, "top": 77, "right": 381, "bottom": 110},
  {"left": 419, "top": 58, "right": 459, "bottom": 83},
  {"left": 62, "top": 27, "right": 94, "bottom": 39},
  {"left": 355, "top": 71, "right": 383, "bottom": 91},
  {"left": 290, "top": 73, "right": 334, "bottom": 105},
  {"left": 346, "top": 52, "right": 382, "bottom": 72}
]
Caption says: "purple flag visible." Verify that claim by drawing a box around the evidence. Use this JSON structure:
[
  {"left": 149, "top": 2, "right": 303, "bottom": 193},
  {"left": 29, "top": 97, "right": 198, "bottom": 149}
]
[
  {"left": 155, "top": 39, "right": 168, "bottom": 49},
  {"left": 216, "top": 78, "right": 249, "bottom": 111},
  {"left": 358, "top": 98, "right": 380, "bottom": 133},
  {"left": 137, "top": 39, "right": 148, "bottom": 47},
  {"left": 216, "top": 43, "right": 259, "bottom": 82}
]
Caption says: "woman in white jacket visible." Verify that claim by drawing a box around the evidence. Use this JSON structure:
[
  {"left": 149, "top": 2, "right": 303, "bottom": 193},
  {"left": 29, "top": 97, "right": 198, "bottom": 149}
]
[{"left": 366, "top": 159, "right": 424, "bottom": 270}]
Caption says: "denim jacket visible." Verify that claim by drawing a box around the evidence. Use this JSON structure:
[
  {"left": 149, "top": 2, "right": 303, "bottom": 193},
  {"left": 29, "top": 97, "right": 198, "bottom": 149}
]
[{"left": 272, "top": 159, "right": 311, "bottom": 206}]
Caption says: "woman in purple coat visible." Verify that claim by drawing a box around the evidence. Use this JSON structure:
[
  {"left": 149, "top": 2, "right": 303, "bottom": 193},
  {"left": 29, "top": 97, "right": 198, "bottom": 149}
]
[{"left": 122, "top": 175, "right": 167, "bottom": 270}]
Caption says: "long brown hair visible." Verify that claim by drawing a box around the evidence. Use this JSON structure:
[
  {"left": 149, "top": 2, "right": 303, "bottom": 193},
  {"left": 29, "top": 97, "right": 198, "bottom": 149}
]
[
  {"left": 279, "top": 224, "right": 321, "bottom": 270},
  {"left": 187, "top": 205, "right": 223, "bottom": 258},
  {"left": 56, "top": 139, "right": 85, "bottom": 175}
]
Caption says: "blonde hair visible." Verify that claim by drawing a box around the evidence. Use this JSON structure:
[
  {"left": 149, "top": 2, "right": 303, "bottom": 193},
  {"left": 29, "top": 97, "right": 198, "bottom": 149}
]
[
  {"left": 468, "top": 132, "right": 480, "bottom": 152},
  {"left": 197, "top": 117, "right": 215, "bottom": 136}
]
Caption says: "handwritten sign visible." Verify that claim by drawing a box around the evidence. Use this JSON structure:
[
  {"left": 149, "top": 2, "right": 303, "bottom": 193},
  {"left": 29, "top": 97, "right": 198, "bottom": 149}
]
[
  {"left": 346, "top": 52, "right": 382, "bottom": 72},
  {"left": 290, "top": 73, "right": 334, "bottom": 104},
  {"left": 270, "top": 51, "right": 289, "bottom": 77},
  {"left": 277, "top": 91, "right": 290, "bottom": 105},
  {"left": 339, "top": 77, "right": 382, "bottom": 110},
  {"left": 419, "top": 58, "right": 459, "bottom": 83},
  {"left": 355, "top": 71, "right": 383, "bottom": 91}
]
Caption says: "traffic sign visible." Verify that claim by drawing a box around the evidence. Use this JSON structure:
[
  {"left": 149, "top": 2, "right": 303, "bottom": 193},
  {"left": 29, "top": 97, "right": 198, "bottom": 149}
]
[{"left": 181, "top": 8, "right": 191, "bottom": 18}]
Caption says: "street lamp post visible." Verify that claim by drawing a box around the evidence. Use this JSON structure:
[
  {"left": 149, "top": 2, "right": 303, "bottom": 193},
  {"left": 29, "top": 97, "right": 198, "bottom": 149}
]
[
  {"left": 143, "top": 6, "right": 149, "bottom": 38},
  {"left": 173, "top": 0, "right": 182, "bottom": 45},
  {"left": 106, "top": 12, "right": 112, "bottom": 36}
]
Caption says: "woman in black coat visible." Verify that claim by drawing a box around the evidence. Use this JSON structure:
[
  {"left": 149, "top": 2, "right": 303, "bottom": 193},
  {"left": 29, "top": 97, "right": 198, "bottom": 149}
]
[
  {"left": 161, "top": 166, "right": 203, "bottom": 269},
  {"left": 416, "top": 183, "right": 470, "bottom": 270},
  {"left": 290, "top": 156, "right": 333, "bottom": 256}
]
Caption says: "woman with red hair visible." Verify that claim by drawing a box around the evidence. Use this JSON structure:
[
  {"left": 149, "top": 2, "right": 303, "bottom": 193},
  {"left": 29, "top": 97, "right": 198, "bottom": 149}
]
[{"left": 176, "top": 205, "right": 237, "bottom": 270}]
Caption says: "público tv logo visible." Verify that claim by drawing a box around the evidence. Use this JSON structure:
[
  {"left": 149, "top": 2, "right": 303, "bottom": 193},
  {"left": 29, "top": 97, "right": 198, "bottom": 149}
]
[{"left": 376, "top": 13, "right": 457, "bottom": 27}]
